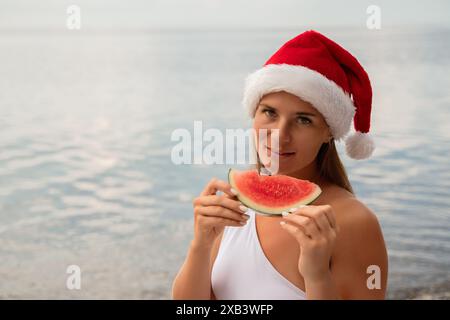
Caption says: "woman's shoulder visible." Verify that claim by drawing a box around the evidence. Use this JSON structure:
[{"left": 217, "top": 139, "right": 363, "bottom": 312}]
[
  {"left": 321, "top": 184, "right": 380, "bottom": 229},
  {"left": 316, "top": 182, "right": 354, "bottom": 207},
  {"left": 321, "top": 185, "right": 385, "bottom": 268},
  {"left": 324, "top": 185, "right": 383, "bottom": 248}
]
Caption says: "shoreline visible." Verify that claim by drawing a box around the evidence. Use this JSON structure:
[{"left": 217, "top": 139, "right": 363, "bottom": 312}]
[{"left": 387, "top": 280, "right": 450, "bottom": 300}]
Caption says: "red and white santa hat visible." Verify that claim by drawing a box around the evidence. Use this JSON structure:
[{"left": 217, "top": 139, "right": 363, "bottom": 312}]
[{"left": 242, "top": 30, "right": 375, "bottom": 160}]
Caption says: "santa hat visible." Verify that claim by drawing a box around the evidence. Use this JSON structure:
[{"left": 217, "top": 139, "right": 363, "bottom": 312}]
[{"left": 242, "top": 30, "right": 375, "bottom": 160}]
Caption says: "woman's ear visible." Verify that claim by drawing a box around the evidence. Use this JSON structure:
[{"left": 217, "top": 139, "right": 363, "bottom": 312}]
[{"left": 323, "top": 130, "right": 333, "bottom": 144}]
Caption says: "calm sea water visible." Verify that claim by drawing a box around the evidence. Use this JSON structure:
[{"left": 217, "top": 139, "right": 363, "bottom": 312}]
[{"left": 0, "top": 27, "right": 449, "bottom": 299}]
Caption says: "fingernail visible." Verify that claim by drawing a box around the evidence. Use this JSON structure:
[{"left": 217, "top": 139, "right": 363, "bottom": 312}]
[
  {"left": 281, "top": 211, "right": 289, "bottom": 217},
  {"left": 240, "top": 221, "right": 247, "bottom": 225},
  {"left": 280, "top": 221, "right": 287, "bottom": 225},
  {"left": 289, "top": 205, "right": 306, "bottom": 213},
  {"left": 230, "top": 188, "right": 238, "bottom": 195},
  {"left": 242, "top": 214, "right": 250, "bottom": 220},
  {"left": 239, "top": 205, "right": 248, "bottom": 213}
]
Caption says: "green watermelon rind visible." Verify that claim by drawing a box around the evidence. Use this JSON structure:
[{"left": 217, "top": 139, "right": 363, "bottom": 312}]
[{"left": 228, "top": 168, "right": 322, "bottom": 215}]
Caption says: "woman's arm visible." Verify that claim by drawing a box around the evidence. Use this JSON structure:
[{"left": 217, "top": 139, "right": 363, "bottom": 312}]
[
  {"left": 172, "top": 231, "right": 223, "bottom": 300},
  {"left": 171, "top": 240, "right": 214, "bottom": 300},
  {"left": 280, "top": 199, "right": 388, "bottom": 300},
  {"left": 172, "top": 178, "right": 246, "bottom": 299},
  {"left": 331, "top": 199, "right": 388, "bottom": 299}
]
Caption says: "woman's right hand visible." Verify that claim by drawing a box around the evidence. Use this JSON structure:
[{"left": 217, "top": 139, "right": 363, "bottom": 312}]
[{"left": 192, "top": 178, "right": 249, "bottom": 249}]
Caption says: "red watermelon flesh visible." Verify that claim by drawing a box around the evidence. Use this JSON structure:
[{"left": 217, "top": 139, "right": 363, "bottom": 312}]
[{"left": 228, "top": 168, "right": 322, "bottom": 215}]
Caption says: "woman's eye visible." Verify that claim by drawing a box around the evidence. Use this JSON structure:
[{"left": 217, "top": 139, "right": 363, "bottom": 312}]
[
  {"left": 263, "top": 109, "right": 276, "bottom": 118},
  {"left": 297, "top": 117, "right": 312, "bottom": 124}
]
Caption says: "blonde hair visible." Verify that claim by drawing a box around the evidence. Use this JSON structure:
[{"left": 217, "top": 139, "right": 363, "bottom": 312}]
[{"left": 255, "top": 139, "right": 354, "bottom": 194}]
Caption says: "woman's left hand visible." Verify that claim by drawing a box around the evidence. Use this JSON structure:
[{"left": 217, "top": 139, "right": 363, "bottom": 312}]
[{"left": 279, "top": 204, "right": 340, "bottom": 283}]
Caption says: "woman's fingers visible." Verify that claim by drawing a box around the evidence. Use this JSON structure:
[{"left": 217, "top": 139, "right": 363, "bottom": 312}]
[
  {"left": 298, "top": 211, "right": 330, "bottom": 232},
  {"left": 195, "top": 195, "right": 247, "bottom": 215},
  {"left": 282, "top": 213, "right": 320, "bottom": 238},
  {"left": 196, "top": 205, "right": 249, "bottom": 223},
  {"left": 199, "top": 215, "right": 247, "bottom": 228},
  {"left": 280, "top": 221, "right": 311, "bottom": 242},
  {"left": 200, "top": 178, "right": 236, "bottom": 197},
  {"left": 324, "top": 209, "right": 337, "bottom": 230},
  {"left": 289, "top": 205, "right": 336, "bottom": 231}
]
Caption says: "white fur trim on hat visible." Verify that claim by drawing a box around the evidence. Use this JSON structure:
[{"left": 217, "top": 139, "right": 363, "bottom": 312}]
[
  {"left": 345, "top": 131, "right": 375, "bottom": 160},
  {"left": 242, "top": 64, "right": 356, "bottom": 141}
]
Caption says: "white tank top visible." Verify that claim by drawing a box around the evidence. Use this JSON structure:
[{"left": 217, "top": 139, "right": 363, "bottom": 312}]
[{"left": 211, "top": 209, "right": 307, "bottom": 300}]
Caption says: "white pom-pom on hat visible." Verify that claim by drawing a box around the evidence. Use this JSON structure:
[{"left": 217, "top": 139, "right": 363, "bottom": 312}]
[{"left": 345, "top": 131, "right": 375, "bottom": 160}]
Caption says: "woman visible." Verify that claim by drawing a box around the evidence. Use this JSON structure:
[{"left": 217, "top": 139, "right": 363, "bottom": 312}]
[{"left": 172, "top": 30, "right": 388, "bottom": 300}]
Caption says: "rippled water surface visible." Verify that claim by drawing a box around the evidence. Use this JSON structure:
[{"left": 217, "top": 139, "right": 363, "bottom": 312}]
[{"left": 0, "top": 27, "right": 449, "bottom": 298}]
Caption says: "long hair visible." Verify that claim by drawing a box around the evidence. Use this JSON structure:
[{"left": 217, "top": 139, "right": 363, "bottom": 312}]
[{"left": 255, "top": 138, "right": 354, "bottom": 194}]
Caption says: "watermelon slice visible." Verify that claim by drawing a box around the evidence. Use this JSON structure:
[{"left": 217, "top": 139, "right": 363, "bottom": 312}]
[{"left": 228, "top": 168, "right": 322, "bottom": 215}]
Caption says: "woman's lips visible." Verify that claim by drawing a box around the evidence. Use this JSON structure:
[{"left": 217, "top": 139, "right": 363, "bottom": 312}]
[{"left": 265, "top": 145, "right": 296, "bottom": 157}]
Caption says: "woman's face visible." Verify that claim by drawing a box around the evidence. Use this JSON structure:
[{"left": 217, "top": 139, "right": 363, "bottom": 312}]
[{"left": 253, "top": 91, "right": 331, "bottom": 176}]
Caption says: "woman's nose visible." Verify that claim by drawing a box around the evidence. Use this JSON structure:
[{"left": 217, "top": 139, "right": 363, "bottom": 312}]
[{"left": 271, "top": 120, "right": 291, "bottom": 143}]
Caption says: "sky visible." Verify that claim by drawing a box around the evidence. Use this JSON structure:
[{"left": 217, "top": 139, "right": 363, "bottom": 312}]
[{"left": 0, "top": 0, "right": 449, "bottom": 30}]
